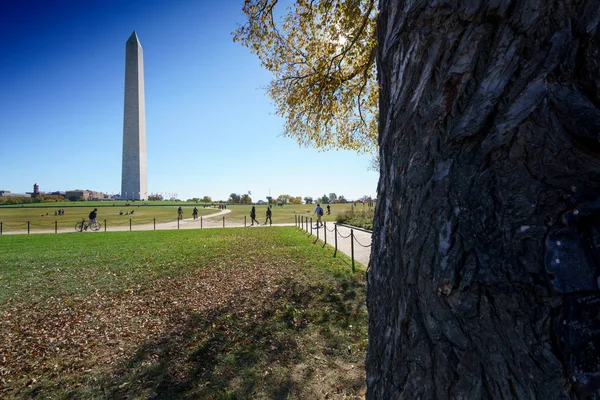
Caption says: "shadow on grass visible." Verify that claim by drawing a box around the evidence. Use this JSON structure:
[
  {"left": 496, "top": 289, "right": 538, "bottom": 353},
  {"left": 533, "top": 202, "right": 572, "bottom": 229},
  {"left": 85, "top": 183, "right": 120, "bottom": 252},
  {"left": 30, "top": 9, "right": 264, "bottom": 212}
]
[{"left": 91, "top": 278, "right": 366, "bottom": 399}]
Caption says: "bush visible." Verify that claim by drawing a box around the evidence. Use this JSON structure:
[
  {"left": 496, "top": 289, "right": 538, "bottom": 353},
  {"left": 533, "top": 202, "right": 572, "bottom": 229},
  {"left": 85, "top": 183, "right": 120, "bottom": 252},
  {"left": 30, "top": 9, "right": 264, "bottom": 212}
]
[{"left": 335, "top": 208, "right": 374, "bottom": 230}]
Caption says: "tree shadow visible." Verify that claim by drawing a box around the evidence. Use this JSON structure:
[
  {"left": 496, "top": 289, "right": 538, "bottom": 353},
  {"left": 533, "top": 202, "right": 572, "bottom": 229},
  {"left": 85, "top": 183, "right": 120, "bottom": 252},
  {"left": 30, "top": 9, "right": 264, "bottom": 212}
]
[{"left": 92, "top": 277, "right": 366, "bottom": 399}]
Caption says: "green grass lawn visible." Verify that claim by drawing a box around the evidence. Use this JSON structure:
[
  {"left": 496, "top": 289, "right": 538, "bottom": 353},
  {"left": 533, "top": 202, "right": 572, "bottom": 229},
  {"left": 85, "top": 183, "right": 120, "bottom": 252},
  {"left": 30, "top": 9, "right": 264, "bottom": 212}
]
[
  {"left": 221, "top": 203, "right": 354, "bottom": 225},
  {"left": 0, "top": 203, "right": 361, "bottom": 232},
  {"left": 0, "top": 227, "right": 367, "bottom": 399}
]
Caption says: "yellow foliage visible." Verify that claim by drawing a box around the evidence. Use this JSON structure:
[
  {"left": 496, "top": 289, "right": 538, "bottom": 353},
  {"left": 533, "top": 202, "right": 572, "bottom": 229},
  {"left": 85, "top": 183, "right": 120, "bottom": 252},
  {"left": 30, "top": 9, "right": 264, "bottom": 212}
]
[{"left": 234, "top": 0, "right": 378, "bottom": 154}]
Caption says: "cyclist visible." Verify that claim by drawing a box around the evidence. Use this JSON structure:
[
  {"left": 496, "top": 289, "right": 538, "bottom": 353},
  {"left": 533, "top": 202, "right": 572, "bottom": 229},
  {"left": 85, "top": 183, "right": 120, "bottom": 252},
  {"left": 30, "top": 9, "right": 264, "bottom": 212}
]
[
  {"left": 178, "top": 206, "right": 183, "bottom": 220},
  {"left": 192, "top": 207, "right": 199, "bottom": 220},
  {"left": 87, "top": 208, "right": 98, "bottom": 230}
]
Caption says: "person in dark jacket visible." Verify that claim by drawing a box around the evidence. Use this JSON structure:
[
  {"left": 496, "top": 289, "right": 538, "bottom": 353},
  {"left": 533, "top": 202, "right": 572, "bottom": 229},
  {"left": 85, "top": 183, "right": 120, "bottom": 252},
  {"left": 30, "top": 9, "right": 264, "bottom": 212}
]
[
  {"left": 86, "top": 208, "right": 98, "bottom": 230},
  {"left": 264, "top": 207, "right": 272, "bottom": 225},
  {"left": 89, "top": 208, "right": 98, "bottom": 224},
  {"left": 250, "top": 206, "right": 259, "bottom": 226}
]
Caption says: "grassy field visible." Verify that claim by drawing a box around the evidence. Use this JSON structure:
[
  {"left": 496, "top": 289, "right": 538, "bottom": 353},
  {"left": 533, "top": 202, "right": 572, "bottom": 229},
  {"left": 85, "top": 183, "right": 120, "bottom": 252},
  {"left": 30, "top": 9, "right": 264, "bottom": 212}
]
[
  {"left": 0, "top": 203, "right": 365, "bottom": 232},
  {"left": 0, "top": 204, "right": 220, "bottom": 231},
  {"left": 0, "top": 227, "right": 367, "bottom": 399}
]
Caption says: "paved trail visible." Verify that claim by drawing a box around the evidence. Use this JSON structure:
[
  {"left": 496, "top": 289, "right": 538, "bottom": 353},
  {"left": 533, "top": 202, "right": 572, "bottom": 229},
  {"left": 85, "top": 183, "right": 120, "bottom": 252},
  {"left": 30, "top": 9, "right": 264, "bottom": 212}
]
[{"left": 2, "top": 209, "right": 373, "bottom": 267}]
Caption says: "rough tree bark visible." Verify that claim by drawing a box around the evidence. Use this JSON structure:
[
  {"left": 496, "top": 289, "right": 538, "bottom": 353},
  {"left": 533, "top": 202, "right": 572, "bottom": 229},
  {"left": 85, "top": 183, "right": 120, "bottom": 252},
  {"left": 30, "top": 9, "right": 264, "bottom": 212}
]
[{"left": 367, "top": 1, "right": 600, "bottom": 398}]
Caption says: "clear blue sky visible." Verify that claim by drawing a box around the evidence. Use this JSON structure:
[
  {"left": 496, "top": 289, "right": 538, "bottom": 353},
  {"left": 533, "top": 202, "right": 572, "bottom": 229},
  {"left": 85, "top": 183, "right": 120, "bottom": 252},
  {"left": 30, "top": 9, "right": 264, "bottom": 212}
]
[{"left": 0, "top": 0, "right": 378, "bottom": 202}]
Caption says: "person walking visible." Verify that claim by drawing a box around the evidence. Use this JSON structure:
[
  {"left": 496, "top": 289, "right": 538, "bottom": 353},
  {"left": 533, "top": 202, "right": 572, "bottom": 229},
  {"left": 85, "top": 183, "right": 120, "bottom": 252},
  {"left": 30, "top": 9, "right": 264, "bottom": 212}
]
[
  {"left": 314, "top": 203, "right": 324, "bottom": 227},
  {"left": 327, "top": 204, "right": 331, "bottom": 215},
  {"left": 264, "top": 206, "right": 272, "bottom": 225},
  {"left": 192, "top": 207, "right": 198, "bottom": 220},
  {"left": 250, "top": 206, "right": 260, "bottom": 226}
]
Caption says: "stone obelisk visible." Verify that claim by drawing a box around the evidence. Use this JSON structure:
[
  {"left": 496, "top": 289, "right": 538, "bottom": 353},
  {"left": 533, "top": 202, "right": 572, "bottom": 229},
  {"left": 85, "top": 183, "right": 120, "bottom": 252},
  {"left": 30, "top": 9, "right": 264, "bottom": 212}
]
[{"left": 121, "top": 31, "right": 147, "bottom": 201}]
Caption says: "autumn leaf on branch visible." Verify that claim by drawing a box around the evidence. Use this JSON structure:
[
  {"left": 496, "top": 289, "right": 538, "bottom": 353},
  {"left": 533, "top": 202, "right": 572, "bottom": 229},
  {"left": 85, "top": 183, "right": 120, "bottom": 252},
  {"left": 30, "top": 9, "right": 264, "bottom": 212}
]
[{"left": 234, "top": 0, "right": 378, "bottom": 154}]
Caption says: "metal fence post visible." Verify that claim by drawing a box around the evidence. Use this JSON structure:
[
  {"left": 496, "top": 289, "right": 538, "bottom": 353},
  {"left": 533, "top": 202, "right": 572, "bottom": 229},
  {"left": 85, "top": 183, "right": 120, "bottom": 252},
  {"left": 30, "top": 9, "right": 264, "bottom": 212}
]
[
  {"left": 351, "top": 229, "right": 355, "bottom": 273},
  {"left": 316, "top": 222, "right": 319, "bottom": 241},
  {"left": 223, "top": 216, "right": 225, "bottom": 228},
  {"left": 310, "top": 218, "right": 313, "bottom": 236},
  {"left": 245, "top": 216, "right": 247, "bottom": 227},
  {"left": 153, "top": 218, "right": 156, "bottom": 231},
  {"left": 334, "top": 224, "right": 338, "bottom": 257},
  {"left": 55, "top": 220, "right": 57, "bottom": 234},
  {"left": 1, "top": 221, "right": 2, "bottom": 235},
  {"left": 201, "top": 216, "right": 203, "bottom": 229},
  {"left": 177, "top": 217, "right": 180, "bottom": 230},
  {"left": 324, "top": 221, "right": 327, "bottom": 245},
  {"left": 104, "top": 219, "right": 107, "bottom": 232},
  {"left": 28, "top": 221, "right": 30, "bottom": 234},
  {"left": 130, "top": 219, "right": 132, "bottom": 231}
]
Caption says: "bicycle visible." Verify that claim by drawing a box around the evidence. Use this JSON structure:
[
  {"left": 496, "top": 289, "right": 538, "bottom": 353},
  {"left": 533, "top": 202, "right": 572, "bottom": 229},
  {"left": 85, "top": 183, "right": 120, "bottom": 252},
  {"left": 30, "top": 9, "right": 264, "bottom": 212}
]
[{"left": 75, "top": 219, "right": 101, "bottom": 232}]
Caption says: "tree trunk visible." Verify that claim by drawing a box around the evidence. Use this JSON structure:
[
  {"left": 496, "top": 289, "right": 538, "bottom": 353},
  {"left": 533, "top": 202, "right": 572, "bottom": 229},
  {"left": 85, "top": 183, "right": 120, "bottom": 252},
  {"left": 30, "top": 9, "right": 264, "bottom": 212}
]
[{"left": 367, "top": 1, "right": 600, "bottom": 398}]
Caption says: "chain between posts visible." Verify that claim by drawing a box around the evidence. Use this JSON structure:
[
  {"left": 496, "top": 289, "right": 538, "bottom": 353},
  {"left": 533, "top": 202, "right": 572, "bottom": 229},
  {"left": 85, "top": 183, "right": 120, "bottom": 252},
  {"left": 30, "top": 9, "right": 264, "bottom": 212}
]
[
  {"left": 295, "top": 217, "right": 374, "bottom": 272},
  {"left": 337, "top": 231, "right": 352, "bottom": 239},
  {"left": 353, "top": 235, "right": 372, "bottom": 248}
]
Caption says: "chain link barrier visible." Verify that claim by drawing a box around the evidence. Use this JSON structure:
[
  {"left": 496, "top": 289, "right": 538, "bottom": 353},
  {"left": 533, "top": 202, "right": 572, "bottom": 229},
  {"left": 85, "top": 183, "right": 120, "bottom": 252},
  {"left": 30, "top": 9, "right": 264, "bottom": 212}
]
[
  {"left": 337, "top": 231, "right": 352, "bottom": 239},
  {"left": 1, "top": 222, "right": 28, "bottom": 228},
  {"left": 353, "top": 235, "right": 372, "bottom": 248},
  {"left": 294, "top": 216, "right": 372, "bottom": 271}
]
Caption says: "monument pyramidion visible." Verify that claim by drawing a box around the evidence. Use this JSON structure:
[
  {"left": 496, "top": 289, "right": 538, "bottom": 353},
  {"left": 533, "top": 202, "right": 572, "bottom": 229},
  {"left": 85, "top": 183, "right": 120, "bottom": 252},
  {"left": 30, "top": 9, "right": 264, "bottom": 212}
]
[{"left": 121, "top": 31, "right": 147, "bottom": 201}]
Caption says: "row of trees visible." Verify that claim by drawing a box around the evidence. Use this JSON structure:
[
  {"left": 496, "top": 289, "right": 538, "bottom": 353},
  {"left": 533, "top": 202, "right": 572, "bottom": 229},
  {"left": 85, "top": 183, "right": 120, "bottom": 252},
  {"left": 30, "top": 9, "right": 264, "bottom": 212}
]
[
  {"left": 228, "top": 193, "right": 253, "bottom": 204},
  {"left": 270, "top": 193, "right": 354, "bottom": 205},
  {"left": 0, "top": 194, "right": 67, "bottom": 205},
  {"left": 224, "top": 193, "right": 358, "bottom": 205},
  {"left": 186, "top": 196, "right": 213, "bottom": 203}
]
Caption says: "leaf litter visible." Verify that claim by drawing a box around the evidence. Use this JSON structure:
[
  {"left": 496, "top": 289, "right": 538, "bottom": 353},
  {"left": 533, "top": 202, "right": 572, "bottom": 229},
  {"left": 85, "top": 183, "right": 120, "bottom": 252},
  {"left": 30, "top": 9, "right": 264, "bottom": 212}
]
[{"left": 0, "top": 229, "right": 367, "bottom": 399}]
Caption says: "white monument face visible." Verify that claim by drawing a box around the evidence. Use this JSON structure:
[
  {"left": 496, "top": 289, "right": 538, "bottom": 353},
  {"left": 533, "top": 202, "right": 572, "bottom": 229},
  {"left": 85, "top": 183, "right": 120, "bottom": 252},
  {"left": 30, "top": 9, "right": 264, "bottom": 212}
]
[{"left": 121, "top": 31, "right": 147, "bottom": 201}]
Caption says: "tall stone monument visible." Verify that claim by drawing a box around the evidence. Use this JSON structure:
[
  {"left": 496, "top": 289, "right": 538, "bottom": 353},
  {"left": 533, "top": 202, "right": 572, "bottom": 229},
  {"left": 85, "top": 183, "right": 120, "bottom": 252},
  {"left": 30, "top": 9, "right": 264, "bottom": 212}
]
[{"left": 121, "top": 31, "right": 147, "bottom": 201}]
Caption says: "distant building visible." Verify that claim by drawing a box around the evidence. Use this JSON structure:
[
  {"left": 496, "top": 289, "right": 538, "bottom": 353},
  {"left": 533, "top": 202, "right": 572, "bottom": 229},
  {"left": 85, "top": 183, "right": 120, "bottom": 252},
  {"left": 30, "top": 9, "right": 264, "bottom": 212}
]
[
  {"left": 0, "top": 190, "right": 31, "bottom": 198},
  {"left": 88, "top": 191, "right": 104, "bottom": 200},
  {"left": 65, "top": 190, "right": 108, "bottom": 201},
  {"left": 26, "top": 183, "right": 44, "bottom": 198},
  {"left": 65, "top": 190, "right": 90, "bottom": 201}
]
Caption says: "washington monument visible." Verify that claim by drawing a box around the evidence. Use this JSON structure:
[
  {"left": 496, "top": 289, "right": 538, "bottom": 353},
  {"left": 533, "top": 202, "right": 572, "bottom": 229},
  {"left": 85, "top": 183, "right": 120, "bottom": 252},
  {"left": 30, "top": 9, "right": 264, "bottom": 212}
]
[{"left": 121, "top": 31, "right": 147, "bottom": 201}]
